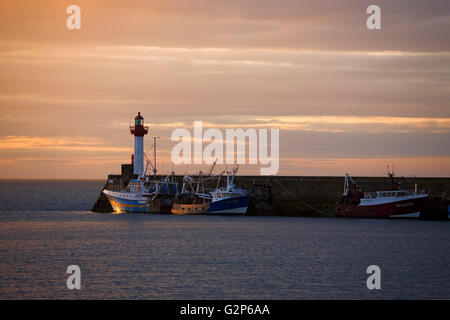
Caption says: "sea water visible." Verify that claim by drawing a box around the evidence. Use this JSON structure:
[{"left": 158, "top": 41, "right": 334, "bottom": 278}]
[{"left": 0, "top": 180, "right": 449, "bottom": 299}]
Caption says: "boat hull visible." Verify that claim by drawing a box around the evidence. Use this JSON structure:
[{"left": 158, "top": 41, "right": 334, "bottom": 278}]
[
  {"left": 103, "top": 190, "right": 174, "bottom": 214},
  {"left": 171, "top": 202, "right": 210, "bottom": 215},
  {"left": 208, "top": 195, "right": 251, "bottom": 215},
  {"left": 335, "top": 195, "right": 428, "bottom": 218}
]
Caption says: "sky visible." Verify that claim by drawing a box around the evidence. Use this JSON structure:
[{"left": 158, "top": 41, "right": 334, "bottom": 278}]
[{"left": 0, "top": 0, "right": 449, "bottom": 178}]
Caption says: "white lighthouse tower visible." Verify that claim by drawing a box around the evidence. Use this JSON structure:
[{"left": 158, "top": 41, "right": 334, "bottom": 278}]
[{"left": 130, "top": 112, "right": 148, "bottom": 175}]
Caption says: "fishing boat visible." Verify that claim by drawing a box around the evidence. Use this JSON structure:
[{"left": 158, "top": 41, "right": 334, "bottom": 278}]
[
  {"left": 172, "top": 165, "right": 251, "bottom": 215},
  {"left": 171, "top": 177, "right": 212, "bottom": 215},
  {"left": 103, "top": 112, "right": 179, "bottom": 213},
  {"left": 207, "top": 167, "right": 252, "bottom": 215},
  {"left": 103, "top": 174, "right": 179, "bottom": 214},
  {"left": 171, "top": 161, "right": 221, "bottom": 215},
  {"left": 335, "top": 171, "right": 428, "bottom": 218}
]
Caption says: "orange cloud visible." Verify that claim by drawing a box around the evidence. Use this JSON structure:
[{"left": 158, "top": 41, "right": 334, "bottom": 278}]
[{"left": 0, "top": 136, "right": 131, "bottom": 152}]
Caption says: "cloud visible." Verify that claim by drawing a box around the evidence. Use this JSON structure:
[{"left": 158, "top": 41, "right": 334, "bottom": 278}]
[
  {"left": 125, "top": 115, "right": 450, "bottom": 134},
  {"left": 0, "top": 136, "right": 131, "bottom": 152},
  {"left": 1, "top": 0, "right": 449, "bottom": 51},
  {"left": 278, "top": 156, "right": 450, "bottom": 177},
  {"left": 1, "top": 44, "right": 449, "bottom": 118},
  {"left": 254, "top": 115, "right": 450, "bottom": 134}
]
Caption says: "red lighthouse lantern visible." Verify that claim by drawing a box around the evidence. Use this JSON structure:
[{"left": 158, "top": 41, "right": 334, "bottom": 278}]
[{"left": 130, "top": 112, "right": 148, "bottom": 137}]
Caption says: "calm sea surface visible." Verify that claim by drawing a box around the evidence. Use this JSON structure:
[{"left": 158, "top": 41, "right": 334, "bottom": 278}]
[{"left": 0, "top": 180, "right": 448, "bottom": 299}]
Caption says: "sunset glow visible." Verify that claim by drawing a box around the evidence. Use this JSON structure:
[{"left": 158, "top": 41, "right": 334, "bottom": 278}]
[{"left": 0, "top": 0, "right": 449, "bottom": 178}]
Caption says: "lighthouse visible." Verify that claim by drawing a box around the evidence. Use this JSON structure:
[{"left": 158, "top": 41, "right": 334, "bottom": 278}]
[{"left": 130, "top": 112, "right": 148, "bottom": 175}]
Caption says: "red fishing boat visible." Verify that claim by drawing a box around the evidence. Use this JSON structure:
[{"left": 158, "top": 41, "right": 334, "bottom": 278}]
[{"left": 335, "top": 171, "right": 428, "bottom": 218}]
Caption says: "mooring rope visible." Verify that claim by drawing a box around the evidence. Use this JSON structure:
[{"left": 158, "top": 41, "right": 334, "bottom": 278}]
[{"left": 274, "top": 179, "right": 335, "bottom": 217}]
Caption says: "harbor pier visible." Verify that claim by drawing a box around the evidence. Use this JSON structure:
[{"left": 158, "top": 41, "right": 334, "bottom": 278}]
[{"left": 92, "top": 169, "right": 449, "bottom": 219}]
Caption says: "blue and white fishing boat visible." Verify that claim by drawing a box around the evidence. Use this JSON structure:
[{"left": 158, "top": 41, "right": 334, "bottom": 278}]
[
  {"left": 103, "top": 112, "right": 179, "bottom": 213},
  {"left": 208, "top": 167, "right": 251, "bottom": 215}
]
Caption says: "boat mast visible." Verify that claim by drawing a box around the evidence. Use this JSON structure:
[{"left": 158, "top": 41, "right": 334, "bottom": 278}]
[
  {"left": 343, "top": 173, "right": 349, "bottom": 196},
  {"left": 343, "top": 173, "right": 362, "bottom": 196},
  {"left": 230, "top": 166, "right": 238, "bottom": 186},
  {"left": 153, "top": 136, "right": 160, "bottom": 179}
]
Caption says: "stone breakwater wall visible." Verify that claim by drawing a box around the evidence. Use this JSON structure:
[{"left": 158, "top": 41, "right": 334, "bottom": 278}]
[{"left": 92, "top": 175, "right": 450, "bottom": 218}]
